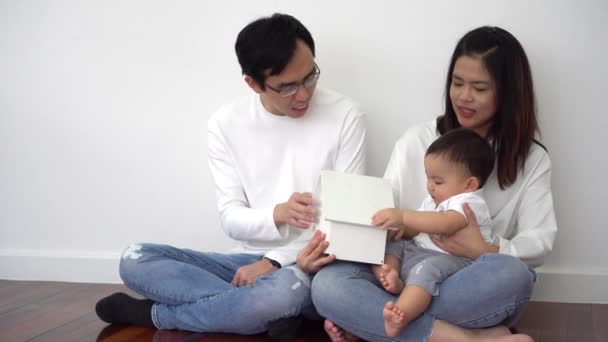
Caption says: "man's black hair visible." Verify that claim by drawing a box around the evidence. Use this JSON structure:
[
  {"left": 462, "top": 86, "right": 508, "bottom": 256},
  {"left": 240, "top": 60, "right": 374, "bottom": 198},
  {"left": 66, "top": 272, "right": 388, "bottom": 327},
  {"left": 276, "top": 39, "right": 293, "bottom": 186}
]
[{"left": 235, "top": 13, "right": 315, "bottom": 90}]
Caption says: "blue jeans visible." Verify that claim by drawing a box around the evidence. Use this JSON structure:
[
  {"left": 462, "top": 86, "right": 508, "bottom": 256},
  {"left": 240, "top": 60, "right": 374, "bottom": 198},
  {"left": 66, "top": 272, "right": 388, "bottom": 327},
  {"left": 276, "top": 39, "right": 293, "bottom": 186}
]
[
  {"left": 119, "top": 243, "right": 315, "bottom": 333},
  {"left": 311, "top": 253, "right": 536, "bottom": 342}
]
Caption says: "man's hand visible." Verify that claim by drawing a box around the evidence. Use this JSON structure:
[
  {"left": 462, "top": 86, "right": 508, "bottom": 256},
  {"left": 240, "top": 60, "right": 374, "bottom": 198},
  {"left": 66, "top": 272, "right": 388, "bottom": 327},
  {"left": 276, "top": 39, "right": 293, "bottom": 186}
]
[
  {"left": 231, "top": 258, "right": 278, "bottom": 287},
  {"left": 296, "top": 229, "right": 336, "bottom": 273},
  {"left": 273, "top": 192, "right": 316, "bottom": 229}
]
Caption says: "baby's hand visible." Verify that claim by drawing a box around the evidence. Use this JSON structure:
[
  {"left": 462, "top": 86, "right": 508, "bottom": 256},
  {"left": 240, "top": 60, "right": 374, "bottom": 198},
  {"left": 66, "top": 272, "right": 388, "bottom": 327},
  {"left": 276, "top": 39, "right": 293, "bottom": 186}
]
[{"left": 372, "top": 208, "right": 403, "bottom": 229}]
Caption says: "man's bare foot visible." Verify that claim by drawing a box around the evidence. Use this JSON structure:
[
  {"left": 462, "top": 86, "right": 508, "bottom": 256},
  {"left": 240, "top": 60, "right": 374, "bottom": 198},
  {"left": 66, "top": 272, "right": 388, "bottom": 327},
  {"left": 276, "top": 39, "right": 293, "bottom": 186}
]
[
  {"left": 324, "top": 320, "right": 360, "bottom": 342},
  {"left": 379, "top": 264, "right": 404, "bottom": 294},
  {"left": 383, "top": 301, "right": 408, "bottom": 337}
]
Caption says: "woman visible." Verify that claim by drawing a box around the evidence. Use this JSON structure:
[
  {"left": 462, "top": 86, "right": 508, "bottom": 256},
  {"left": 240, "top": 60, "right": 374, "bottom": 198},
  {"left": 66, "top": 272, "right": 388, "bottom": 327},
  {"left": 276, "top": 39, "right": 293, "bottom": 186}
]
[{"left": 297, "top": 26, "right": 557, "bottom": 341}]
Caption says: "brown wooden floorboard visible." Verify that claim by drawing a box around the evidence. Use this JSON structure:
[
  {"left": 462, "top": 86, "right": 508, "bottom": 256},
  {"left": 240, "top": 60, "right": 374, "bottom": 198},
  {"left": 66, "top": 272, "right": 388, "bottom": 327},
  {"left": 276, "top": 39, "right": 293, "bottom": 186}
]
[
  {"left": 0, "top": 280, "right": 606, "bottom": 342},
  {"left": 0, "top": 281, "right": 80, "bottom": 315},
  {"left": 0, "top": 281, "right": 126, "bottom": 342},
  {"left": 592, "top": 304, "right": 608, "bottom": 342}
]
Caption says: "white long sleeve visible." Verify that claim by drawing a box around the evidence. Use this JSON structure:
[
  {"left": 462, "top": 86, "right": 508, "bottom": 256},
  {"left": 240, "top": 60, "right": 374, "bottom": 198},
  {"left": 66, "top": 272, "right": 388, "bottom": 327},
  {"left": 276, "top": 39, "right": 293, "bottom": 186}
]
[
  {"left": 207, "top": 88, "right": 366, "bottom": 266},
  {"left": 384, "top": 120, "right": 557, "bottom": 267},
  {"left": 489, "top": 145, "right": 557, "bottom": 267},
  {"left": 207, "top": 123, "right": 280, "bottom": 243}
]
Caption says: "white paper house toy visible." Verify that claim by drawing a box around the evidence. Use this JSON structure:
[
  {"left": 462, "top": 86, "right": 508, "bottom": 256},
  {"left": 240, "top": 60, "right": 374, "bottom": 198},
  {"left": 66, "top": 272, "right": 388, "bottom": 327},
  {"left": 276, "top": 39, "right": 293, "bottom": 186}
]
[{"left": 316, "top": 170, "right": 395, "bottom": 265}]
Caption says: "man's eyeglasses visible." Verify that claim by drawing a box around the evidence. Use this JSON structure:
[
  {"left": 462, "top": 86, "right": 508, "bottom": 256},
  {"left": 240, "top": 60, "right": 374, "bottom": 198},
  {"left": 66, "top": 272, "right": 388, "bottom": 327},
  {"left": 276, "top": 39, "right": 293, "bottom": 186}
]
[{"left": 265, "top": 64, "right": 321, "bottom": 98}]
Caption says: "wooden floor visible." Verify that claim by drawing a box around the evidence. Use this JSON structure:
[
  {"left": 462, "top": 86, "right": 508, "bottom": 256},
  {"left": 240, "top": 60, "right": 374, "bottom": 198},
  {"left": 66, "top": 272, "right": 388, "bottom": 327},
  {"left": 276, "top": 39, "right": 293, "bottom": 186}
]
[{"left": 0, "top": 280, "right": 606, "bottom": 342}]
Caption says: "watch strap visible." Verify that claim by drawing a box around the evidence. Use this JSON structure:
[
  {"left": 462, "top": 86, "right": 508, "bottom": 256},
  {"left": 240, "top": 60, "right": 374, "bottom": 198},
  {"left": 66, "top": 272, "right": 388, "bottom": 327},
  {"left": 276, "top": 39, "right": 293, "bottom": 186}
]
[{"left": 263, "top": 257, "right": 282, "bottom": 268}]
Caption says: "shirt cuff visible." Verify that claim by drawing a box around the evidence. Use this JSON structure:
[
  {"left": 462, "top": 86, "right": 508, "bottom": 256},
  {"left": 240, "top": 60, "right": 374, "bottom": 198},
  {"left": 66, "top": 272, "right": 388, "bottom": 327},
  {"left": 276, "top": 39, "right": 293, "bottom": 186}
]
[
  {"left": 263, "top": 207, "right": 288, "bottom": 241},
  {"left": 264, "top": 251, "right": 294, "bottom": 268}
]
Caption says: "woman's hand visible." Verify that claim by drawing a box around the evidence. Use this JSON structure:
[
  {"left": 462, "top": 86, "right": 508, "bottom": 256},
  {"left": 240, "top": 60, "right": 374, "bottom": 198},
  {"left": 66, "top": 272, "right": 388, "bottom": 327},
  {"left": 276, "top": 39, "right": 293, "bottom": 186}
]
[
  {"left": 430, "top": 203, "right": 498, "bottom": 260},
  {"left": 296, "top": 229, "right": 336, "bottom": 273}
]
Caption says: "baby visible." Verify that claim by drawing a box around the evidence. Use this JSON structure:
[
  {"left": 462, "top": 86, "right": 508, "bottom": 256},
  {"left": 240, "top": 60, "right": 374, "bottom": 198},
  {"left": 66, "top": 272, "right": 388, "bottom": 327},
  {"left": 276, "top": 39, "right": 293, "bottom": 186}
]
[{"left": 372, "top": 128, "right": 495, "bottom": 337}]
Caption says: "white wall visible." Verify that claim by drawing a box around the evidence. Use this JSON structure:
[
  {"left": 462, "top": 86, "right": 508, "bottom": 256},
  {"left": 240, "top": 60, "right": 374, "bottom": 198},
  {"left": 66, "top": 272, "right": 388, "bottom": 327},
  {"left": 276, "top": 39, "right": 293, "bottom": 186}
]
[{"left": 1, "top": 0, "right": 607, "bottom": 303}]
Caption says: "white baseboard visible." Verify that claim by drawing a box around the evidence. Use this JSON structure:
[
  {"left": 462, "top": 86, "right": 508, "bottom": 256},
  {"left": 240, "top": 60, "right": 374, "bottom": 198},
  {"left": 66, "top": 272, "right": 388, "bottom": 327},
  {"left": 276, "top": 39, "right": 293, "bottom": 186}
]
[
  {"left": 532, "top": 267, "right": 608, "bottom": 304},
  {"left": 0, "top": 249, "right": 122, "bottom": 284},
  {"left": 1, "top": 251, "right": 607, "bottom": 303}
]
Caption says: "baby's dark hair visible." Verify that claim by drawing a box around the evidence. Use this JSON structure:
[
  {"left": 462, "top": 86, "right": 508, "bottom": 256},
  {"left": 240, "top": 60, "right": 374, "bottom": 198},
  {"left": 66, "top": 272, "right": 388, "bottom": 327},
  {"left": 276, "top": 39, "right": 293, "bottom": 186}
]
[{"left": 426, "top": 128, "right": 495, "bottom": 188}]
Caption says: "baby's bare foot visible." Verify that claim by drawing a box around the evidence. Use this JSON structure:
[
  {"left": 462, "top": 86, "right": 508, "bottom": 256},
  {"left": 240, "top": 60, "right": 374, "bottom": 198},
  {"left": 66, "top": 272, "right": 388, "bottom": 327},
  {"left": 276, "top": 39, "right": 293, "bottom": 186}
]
[
  {"left": 379, "top": 264, "right": 404, "bottom": 294},
  {"left": 383, "top": 301, "right": 408, "bottom": 337}
]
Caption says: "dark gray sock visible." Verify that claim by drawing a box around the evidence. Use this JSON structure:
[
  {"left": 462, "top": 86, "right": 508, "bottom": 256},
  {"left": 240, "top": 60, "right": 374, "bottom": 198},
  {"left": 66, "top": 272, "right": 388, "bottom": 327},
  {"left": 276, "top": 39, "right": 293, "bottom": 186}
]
[
  {"left": 267, "top": 316, "right": 304, "bottom": 342},
  {"left": 95, "top": 292, "right": 155, "bottom": 328}
]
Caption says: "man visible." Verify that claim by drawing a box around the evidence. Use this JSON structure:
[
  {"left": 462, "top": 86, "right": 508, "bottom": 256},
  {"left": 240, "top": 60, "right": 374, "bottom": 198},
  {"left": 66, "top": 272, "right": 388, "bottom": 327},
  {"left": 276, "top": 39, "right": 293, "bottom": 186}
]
[{"left": 95, "top": 13, "right": 366, "bottom": 336}]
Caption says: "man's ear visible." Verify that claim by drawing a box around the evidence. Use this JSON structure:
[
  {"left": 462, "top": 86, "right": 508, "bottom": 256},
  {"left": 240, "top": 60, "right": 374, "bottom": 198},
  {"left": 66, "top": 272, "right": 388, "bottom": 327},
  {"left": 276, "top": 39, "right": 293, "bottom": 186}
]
[
  {"left": 465, "top": 176, "right": 480, "bottom": 192},
  {"left": 244, "top": 76, "right": 263, "bottom": 94}
]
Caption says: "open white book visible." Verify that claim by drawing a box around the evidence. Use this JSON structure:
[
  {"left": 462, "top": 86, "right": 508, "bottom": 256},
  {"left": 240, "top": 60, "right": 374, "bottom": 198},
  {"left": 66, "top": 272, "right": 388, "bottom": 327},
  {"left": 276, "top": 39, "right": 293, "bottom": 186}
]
[{"left": 316, "top": 170, "right": 395, "bottom": 265}]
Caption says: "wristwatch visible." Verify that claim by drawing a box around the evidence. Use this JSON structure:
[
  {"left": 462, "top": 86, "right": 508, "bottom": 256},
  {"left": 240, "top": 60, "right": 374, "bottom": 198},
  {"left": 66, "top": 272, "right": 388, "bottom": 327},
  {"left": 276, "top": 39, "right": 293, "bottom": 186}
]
[{"left": 263, "top": 257, "right": 282, "bottom": 269}]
